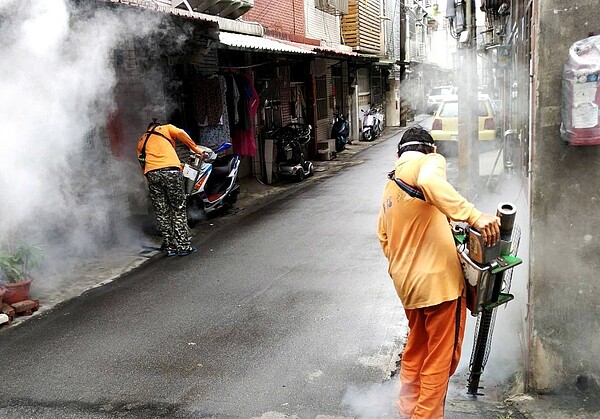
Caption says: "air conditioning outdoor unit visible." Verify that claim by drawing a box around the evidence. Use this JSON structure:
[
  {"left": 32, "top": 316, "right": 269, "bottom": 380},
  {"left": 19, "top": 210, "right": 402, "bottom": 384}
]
[{"left": 315, "top": 0, "right": 349, "bottom": 15}]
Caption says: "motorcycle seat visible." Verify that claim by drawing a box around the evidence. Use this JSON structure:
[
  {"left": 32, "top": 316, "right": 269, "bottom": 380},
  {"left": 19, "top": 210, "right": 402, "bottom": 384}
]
[{"left": 212, "top": 154, "right": 236, "bottom": 177}]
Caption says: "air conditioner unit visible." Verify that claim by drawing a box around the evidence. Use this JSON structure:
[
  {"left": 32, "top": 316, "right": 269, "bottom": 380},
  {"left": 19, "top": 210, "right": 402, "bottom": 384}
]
[{"left": 315, "top": 0, "right": 349, "bottom": 15}]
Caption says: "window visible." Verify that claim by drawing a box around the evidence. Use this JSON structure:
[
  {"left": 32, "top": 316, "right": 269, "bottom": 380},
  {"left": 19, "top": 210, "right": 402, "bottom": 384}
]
[
  {"left": 316, "top": 76, "right": 328, "bottom": 120},
  {"left": 439, "top": 102, "right": 458, "bottom": 117},
  {"left": 430, "top": 87, "right": 454, "bottom": 96},
  {"left": 477, "top": 100, "right": 492, "bottom": 116}
]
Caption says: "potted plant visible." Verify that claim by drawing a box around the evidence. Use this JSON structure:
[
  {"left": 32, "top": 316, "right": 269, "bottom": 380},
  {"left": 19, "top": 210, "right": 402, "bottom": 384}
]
[{"left": 0, "top": 243, "right": 43, "bottom": 305}]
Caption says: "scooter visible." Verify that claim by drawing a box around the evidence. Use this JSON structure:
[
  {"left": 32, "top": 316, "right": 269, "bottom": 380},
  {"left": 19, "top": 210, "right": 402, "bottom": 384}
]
[
  {"left": 373, "top": 106, "right": 384, "bottom": 136},
  {"left": 331, "top": 110, "right": 351, "bottom": 152},
  {"left": 269, "top": 122, "right": 314, "bottom": 182},
  {"left": 182, "top": 142, "right": 240, "bottom": 225},
  {"left": 361, "top": 105, "right": 383, "bottom": 141}
]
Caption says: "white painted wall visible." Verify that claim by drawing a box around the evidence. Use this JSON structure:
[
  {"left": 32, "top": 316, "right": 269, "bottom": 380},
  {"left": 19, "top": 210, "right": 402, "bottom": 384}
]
[{"left": 304, "top": 0, "right": 342, "bottom": 46}]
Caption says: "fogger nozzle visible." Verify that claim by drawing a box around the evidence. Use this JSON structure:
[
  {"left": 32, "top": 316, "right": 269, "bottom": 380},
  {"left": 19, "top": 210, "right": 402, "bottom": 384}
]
[{"left": 497, "top": 202, "right": 516, "bottom": 241}]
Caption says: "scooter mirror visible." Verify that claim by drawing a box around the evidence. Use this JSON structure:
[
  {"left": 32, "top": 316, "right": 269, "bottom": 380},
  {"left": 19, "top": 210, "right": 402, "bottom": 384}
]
[{"left": 215, "top": 142, "right": 232, "bottom": 153}]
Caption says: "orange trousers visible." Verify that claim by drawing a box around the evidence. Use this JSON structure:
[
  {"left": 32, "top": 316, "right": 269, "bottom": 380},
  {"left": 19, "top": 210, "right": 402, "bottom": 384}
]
[{"left": 397, "top": 297, "right": 466, "bottom": 419}]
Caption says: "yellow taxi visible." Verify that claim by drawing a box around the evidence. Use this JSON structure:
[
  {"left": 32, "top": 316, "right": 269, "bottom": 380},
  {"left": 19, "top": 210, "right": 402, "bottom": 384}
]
[{"left": 430, "top": 95, "right": 498, "bottom": 153}]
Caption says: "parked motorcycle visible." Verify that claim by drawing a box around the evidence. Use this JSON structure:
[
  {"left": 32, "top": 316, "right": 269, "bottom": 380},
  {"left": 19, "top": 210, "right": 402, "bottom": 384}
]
[
  {"left": 361, "top": 105, "right": 383, "bottom": 141},
  {"left": 182, "top": 142, "right": 240, "bottom": 225},
  {"left": 331, "top": 110, "right": 351, "bottom": 152},
  {"left": 268, "top": 122, "right": 314, "bottom": 182},
  {"left": 373, "top": 106, "right": 384, "bottom": 135}
]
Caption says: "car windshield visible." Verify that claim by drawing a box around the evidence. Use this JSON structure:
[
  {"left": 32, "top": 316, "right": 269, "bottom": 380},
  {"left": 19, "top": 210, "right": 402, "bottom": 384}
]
[
  {"left": 430, "top": 87, "right": 454, "bottom": 96},
  {"left": 439, "top": 102, "right": 458, "bottom": 117},
  {"left": 478, "top": 100, "right": 492, "bottom": 116},
  {"left": 439, "top": 100, "right": 492, "bottom": 117}
]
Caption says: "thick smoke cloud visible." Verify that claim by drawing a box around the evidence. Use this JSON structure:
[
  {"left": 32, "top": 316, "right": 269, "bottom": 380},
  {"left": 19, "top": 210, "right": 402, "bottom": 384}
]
[{"left": 0, "top": 0, "right": 182, "bottom": 289}]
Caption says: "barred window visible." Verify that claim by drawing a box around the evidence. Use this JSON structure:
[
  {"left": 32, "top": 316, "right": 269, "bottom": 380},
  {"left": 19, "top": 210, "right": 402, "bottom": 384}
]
[{"left": 316, "top": 76, "right": 328, "bottom": 120}]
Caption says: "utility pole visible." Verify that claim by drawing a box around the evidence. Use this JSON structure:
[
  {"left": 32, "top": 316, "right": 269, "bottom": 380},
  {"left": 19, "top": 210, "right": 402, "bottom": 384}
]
[{"left": 457, "top": 0, "right": 479, "bottom": 197}]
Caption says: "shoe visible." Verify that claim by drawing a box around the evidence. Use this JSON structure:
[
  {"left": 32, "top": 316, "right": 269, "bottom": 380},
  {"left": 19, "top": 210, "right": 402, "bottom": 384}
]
[
  {"left": 178, "top": 246, "right": 198, "bottom": 257},
  {"left": 166, "top": 249, "right": 178, "bottom": 257}
]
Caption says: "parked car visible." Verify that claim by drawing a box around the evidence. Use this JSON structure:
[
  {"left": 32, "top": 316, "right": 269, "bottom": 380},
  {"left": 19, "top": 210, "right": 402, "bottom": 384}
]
[
  {"left": 430, "top": 95, "right": 498, "bottom": 155},
  {"left": 426, "top": 85, "right": 457, "bottom": 114}
]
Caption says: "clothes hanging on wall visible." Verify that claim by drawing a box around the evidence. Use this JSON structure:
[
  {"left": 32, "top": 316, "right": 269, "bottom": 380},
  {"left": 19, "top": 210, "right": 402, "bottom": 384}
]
[
  {"left": 292, "top": 88, "right": 306, "bottom": 122},
  {"left": 231, "top": 72, "right": 259, "bottom": 157},
  {"left": 233, "top": 73, "right": 252, "bottom": 132},
  {"left": 197, "top": 75, "right": 231, "bottom": 149},
  {"left": 224, "top": 73, "right": 240, "bottom": 127},
  {"left": 193, "top": 74, "right": 223, "bottom": 126}
]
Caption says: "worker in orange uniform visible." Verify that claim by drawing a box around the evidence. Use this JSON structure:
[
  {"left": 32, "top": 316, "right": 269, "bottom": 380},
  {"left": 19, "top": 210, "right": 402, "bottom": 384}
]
[
  {"left": 377, "top": 126, "right": 500, "bottom": 418},
  {"left": 137, "top": 120, "right": 205, "bottom": 257}
]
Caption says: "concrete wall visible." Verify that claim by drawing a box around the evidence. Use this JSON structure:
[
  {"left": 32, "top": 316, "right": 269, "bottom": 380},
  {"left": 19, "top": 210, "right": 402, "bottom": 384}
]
[{"left": 530, "top": 1, "right": 600, "bottom": 394}]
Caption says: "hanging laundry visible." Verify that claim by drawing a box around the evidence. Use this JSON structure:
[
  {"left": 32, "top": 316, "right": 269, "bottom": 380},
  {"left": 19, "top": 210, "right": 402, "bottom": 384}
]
[
  {"left": 231, "top": 72, "right": 259, "bottom": 157},
  {"left": 233, "top": 73, "right": 252, "bottom": 131},
  {"left": 193, "top": 74, "right": 223, "bottom": 126},
  {"left": 224, "top": 73, "right": 240, "bottom": 126},
  {"left": 295, "top": 88, "right": 306, "bottom": 122},
  {"left": 198, "top": 75, "right": 231, "bottom": 149}
]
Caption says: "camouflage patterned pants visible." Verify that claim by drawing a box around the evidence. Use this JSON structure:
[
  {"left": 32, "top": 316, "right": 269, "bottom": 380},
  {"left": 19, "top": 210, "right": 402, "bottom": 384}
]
[{"left": 146, "top": 169, "right": 192, "bottom": 252}]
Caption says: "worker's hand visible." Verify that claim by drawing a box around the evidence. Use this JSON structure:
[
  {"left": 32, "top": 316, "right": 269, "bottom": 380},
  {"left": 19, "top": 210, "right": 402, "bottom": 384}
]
[{"left": 472, "top": 213, "right": 501, "bottom": 247}]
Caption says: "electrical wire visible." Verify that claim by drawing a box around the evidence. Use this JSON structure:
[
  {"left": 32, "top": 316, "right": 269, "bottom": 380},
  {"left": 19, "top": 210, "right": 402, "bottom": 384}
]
[{"left": 254, "top": 0, "right": 278, "bottom": 22}]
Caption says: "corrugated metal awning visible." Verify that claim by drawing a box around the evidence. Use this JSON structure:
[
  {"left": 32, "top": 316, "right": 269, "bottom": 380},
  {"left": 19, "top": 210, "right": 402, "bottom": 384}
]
[
  {"left": 219, "top": 32, "right": 315, "bottom": 55},
  {"left": 103, "top": 0, "right": 264, "bottom": 37},
  {"left": 313, "top": 44, "right": 359, "bottom": 57}
]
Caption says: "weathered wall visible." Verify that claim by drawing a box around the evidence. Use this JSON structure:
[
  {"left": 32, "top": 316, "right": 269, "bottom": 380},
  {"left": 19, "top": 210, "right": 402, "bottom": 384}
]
[
  {"left": 304, "top": 0, "right": 341, "bottom": 46},
  {"left": 530, "top": 1, "right": 600, "bottom": 394},
  {"left": 244, "top": 0, "right": 306, "bottom": 37}
]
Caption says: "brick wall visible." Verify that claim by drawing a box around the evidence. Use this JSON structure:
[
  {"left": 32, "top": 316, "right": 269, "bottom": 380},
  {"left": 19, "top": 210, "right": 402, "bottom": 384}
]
[{"left": 244, "top": 0, "right": 306, "bottom": 37}]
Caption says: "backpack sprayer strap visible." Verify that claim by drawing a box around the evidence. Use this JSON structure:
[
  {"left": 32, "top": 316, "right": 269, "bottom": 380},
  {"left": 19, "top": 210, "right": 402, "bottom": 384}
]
[
  {"left": 394, "top": 178, "right": 426, "bottom": 201},
  {"left": 387, "top": 170, "right": 426, "bottom": 201},
  {"left": 138, "top": 125, "right": 172, "bottom": 169}
]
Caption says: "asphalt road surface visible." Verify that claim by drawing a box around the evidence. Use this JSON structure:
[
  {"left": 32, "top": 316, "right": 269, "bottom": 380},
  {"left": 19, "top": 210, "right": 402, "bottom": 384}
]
[{"left": 0, "top": 135, "right": 409, "bottom": 418}]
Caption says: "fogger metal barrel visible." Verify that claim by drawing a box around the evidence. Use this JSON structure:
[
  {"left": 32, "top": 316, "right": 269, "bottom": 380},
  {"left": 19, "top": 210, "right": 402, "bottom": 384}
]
[
  {"left": 466, "top": 201, "right": 523, "bottom": 396},
  {"left": 496, "top": 202, "right": 516, "bottom": 255}
]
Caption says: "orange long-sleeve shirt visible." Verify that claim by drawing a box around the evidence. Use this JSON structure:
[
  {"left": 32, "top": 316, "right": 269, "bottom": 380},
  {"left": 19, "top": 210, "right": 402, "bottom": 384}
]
[
  {"left": 137, "top": 124, "right": 202, "bottom": 175},
  {"left": 377, "top": 151, "right": 482, "bottom": 309}
]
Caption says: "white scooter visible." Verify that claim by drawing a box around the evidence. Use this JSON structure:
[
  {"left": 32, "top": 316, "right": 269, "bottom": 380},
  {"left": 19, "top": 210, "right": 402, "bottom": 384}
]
[
  {"left": 361, "top": 105, "right": 383, "bottom": 142},
  {"left": 182, "top": 143, "right": 240, "bottom": 225}
]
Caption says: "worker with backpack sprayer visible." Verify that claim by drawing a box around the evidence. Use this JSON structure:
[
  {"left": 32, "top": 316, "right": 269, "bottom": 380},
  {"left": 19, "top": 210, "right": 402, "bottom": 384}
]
[
  {"left": 137, "top": 119, "right": 205, "bottom": 257},
  {"left": 377, "top": 126, "right": 501, "bottom": 418}
]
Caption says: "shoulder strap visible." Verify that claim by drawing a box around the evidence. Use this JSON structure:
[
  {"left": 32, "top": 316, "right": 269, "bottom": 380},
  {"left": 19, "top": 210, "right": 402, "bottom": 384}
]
[
  {"left": 140, "top": 126, "right": 172, "bottom": 158},
  {"left": 393, "top": 177, "right": 426, "bottom": 202}
]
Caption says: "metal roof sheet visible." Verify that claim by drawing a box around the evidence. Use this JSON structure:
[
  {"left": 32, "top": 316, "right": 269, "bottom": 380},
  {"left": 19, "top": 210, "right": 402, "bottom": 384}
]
[
  {"left": 219, "top": 32, "right": 315, "bottom": 55},
  {"left": 313, "top": 44, "right": 359, "bottom": 57},
  {"left": 103, "top": 0, "right": 264, "bottom": 37}
]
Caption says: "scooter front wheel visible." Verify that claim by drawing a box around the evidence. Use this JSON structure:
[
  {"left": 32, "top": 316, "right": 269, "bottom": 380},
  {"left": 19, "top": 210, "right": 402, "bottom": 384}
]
[{"left": 362, "top": 128, "right": 373, "bottom": 142}]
